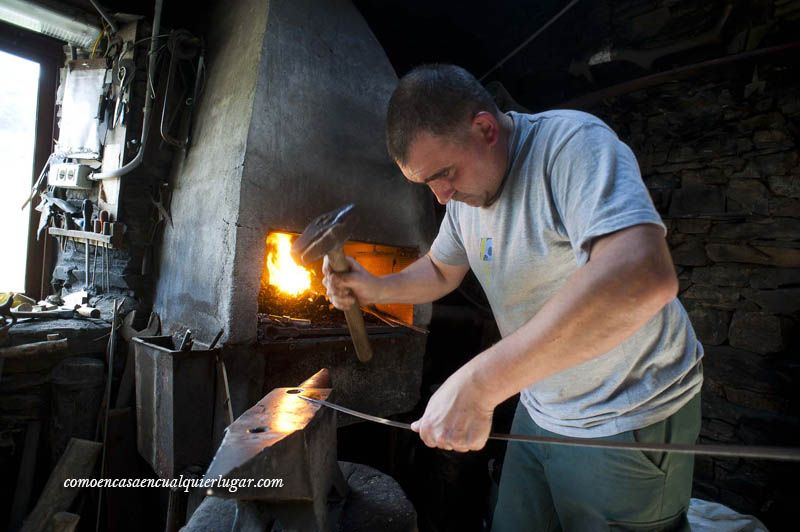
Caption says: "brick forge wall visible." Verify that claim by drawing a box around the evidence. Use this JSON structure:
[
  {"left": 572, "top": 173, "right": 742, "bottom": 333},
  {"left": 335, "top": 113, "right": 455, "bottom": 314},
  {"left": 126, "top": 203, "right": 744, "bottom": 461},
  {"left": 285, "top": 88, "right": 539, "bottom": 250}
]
[{"left": 589, "top": 61, "right": 799, "bottom": 525}]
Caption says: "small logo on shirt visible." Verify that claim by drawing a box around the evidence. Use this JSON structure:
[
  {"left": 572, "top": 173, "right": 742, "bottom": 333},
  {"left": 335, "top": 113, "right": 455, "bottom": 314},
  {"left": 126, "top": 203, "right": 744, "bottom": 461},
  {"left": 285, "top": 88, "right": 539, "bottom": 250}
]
[{"left": 480, "top": 238, "right": 493, "bottom": 261}]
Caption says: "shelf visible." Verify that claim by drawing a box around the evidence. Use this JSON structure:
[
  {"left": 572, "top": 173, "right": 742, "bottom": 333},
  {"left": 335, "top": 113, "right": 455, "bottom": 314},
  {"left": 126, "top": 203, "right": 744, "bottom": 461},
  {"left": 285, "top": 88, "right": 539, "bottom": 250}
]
[{"left": 48, "top": 227, "right": 122, "bottom": 248}]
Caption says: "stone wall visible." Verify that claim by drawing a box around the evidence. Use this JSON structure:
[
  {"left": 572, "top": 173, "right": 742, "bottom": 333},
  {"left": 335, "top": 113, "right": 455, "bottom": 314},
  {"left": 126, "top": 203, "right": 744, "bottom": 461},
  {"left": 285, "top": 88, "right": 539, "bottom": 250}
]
[{"left": 589, "top": 59, "right": 799, "bottom": 524}]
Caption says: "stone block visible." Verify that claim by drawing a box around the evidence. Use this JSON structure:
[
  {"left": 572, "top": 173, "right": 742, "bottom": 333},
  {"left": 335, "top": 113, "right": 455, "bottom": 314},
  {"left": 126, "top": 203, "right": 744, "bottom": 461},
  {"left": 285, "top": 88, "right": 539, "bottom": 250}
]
[
  {"left": 687, "top": 307, "right": 731, "bottom": 345},
  {"left": 668, "top": 186, "right": 726, "bottom": 217},
  {"left": 769, "top": 197, "right": 800, "bottom": 216},
  {"left": 710, "top": 218, "right": 800, "bottom": 241},
  {"left": 657, "top": 162, "right": 707, "bottom": 174},
  {"left": 737, "top": 414, "right": 800, "bottom": 446},
  {"left": 678, "top": 277, "right": 692, "bottom": 292},
  {"left": 737, "top": 112, "right": 785, "bottom": 133},
  {"left": 700, "top": 383, "right": 751, "bottom": 422},
  {"left": 729, "top": 162, "right": 761, "bottom": 179},
  {"left": 743, "top": 288, "right": 800, "bottom": 314},
  {"left": 680, "top": 285, "right": 740, "bottom": 310},
  {"left": 699, "top": 418, "right": 736, "bottom": 441},
  {"left": 724, "top": 387, "right": 790, "bottom": 413},
  {"left": 749, "top": 267, "right": 800, "bottom": 289},
  {"left": 671, "top": 239, "right": 709, "bottom": 266},
  {"left": 755, "top": 151, "right": 798, "bottom": 176},
  {"left": 715, "top": 157, "right": 749, "bottom": 176},
  {"left": 643, "top": 173, "right": 679, "bottom": 190},
  {"left": 725, "top": 180, "right": 770, "bottom": 215},
  {"left": 676, "top": 219, "right": 711, "bottom": 234},
  {"left": 736, "top": 137, "right": 754, "bottom": 153},
  {"left": 767, "top": 175, "right": 800, "bottom": 198},
  {"left": 649, "top": 189, "right": 671, "bottom": 212},
  {"left": 753, "top": 129, "right": 794, "bottom": 152},
  {"left": 754, "top": 98, "right": 774, "bottom": 113},
  {"left": 682, "top": 168, "right": 726, "bottom": 186},
  {"left": 691, "top": 265, "right": 751, "bottom": 287},
  {"left": 706, "top": 243, "right": 800, "bottom": 267},
  {"left": 703, "top": 346, "right": 789, "bottom": 397},
  {"left": 640, "top": 148, "right": 669, "bottom": 170},
  {"left": 52, "top": 265, "right": 78, "bottom": 283},
  {"left": 693, "top": 456, "right": 715, "bottom": 483},
  {"left": 779, "top": 94, "right": 800, "bottom": 115},
  {"left": 728, "top": 311, "right": 784, "bottom": 354}
]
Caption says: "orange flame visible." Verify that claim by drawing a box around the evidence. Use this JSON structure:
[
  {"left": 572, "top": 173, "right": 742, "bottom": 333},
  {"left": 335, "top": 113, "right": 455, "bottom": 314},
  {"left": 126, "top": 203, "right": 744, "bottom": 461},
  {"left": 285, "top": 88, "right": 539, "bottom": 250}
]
[{"left": 265, "top": 233, "right": 313, "bottom": 297}]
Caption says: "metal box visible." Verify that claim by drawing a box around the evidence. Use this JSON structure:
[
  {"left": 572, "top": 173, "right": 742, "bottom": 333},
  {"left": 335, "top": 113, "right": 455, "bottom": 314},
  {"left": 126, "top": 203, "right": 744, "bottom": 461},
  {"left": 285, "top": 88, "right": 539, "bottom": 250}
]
[
  {"left": 48, "top": 162, "right": 93, "bottom": 189},
  {"left": 133, "top": 335, "right": 216, "bottom": 479}
]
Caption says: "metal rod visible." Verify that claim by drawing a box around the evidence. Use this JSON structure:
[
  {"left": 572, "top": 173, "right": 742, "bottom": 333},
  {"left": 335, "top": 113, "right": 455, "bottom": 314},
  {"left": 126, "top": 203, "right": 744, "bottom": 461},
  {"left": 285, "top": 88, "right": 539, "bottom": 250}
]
[
  {"left": 95, "top": 299, "right": 119, "bottom": 532},
  {"left": 560, "top": 42, "right": 800, "bottom": 109},
  {"left": 479, "top": 0, "right": 582, "bottom": 82},
  {"left": 104, "top": 244, "right": 109, "bottom": 292},
  {"left": 218, "top": 355, "right": 234, "bottom": 426},
  {"left": 300, "top": 396, "right": 800, "bottom": 463},
  {"left": 84, "top": 239, "right": 90, "bottom": 289},
  {"left": 92, "top": 242, "right": 98, "bottom": 287},
  {"left": 40, "top": 231, "right": 47, "bottom": 300}
]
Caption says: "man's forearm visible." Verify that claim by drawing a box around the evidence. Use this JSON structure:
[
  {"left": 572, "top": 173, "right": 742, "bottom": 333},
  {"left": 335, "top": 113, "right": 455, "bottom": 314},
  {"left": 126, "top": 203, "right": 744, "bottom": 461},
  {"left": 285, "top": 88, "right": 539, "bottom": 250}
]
[
  {"left": 464, "top": 225, "right": 678, "bottom": 409},
  {"left": 373, "top": 254, "right": 467, "bottom": 305}
]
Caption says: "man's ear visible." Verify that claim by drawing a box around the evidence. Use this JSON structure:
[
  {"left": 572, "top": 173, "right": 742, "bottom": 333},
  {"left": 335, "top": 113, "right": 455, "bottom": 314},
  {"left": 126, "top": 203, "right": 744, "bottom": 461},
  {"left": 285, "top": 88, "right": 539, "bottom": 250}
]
[{"left": 472, "top": 111, "right": 499, "bottom": 145}]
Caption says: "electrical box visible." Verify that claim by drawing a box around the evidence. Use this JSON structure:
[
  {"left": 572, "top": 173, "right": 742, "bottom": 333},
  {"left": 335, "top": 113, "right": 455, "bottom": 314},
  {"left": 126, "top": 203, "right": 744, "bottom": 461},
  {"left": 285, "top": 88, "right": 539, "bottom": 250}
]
[{"left": 48, "top": 162, "right": 93, "bottom": 189}]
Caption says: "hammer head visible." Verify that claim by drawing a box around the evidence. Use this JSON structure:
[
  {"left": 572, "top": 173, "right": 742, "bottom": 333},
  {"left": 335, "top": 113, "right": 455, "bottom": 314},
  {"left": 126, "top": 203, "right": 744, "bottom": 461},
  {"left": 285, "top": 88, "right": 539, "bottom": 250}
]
[{"left": 292, "top": 204, "right": 356, "bottom": 264}]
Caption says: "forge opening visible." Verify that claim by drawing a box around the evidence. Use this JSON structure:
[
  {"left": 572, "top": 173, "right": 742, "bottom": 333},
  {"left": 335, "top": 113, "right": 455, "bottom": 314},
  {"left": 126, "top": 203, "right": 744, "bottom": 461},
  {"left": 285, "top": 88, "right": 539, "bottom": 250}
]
[{"left": 258, "top": 231, "right": 418, "bottom": 328}]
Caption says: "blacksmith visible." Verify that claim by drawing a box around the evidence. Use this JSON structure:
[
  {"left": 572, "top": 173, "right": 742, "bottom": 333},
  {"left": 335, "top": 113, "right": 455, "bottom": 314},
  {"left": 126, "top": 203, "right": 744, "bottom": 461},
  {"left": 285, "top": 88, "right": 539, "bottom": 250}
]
[{"left": 323, "top": 64, "right": 703, "bottom": 531}]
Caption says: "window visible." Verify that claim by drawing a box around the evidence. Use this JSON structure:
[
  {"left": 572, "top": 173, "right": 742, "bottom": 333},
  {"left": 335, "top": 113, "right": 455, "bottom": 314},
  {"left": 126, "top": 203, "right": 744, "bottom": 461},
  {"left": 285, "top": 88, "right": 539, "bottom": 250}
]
[{"left": 0, "top": 50, "right": 39, "bottom": 292}]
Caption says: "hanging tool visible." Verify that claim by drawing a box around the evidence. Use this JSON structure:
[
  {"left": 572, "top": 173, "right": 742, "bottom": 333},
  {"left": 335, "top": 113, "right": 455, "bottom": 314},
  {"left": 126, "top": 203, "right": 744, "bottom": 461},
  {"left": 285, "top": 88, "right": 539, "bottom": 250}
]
[
  {"left": 82, "top": 199, "right": 92, "bottom": 289},
  {"left": 99, "top": 210, "right": 110, "bottom": 292},
  {"left": 292, "top": 204, "right": 373, "bottom": 363},
  {"left": 178, "top": 329, "right": 192, "bottom": 351},
  {"left": 208, "top": 328, "right": 233, "bottom": 425},
  {"left": 111, "top": 59, "right": 135, "bottom": 128}
]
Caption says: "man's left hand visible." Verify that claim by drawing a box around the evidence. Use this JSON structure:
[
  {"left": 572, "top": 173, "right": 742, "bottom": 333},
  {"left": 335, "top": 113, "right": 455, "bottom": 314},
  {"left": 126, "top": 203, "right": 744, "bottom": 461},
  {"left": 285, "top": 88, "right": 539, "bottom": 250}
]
[{"left": 410, "top": 367, "right": 494, "bottom": 452}]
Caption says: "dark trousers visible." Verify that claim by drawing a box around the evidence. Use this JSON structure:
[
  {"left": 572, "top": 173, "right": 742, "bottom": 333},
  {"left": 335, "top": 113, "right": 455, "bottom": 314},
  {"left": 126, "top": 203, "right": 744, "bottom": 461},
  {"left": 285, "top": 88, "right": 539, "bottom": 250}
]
[{"left": 491, "top": 394, "right": 701, "bottom": 531}]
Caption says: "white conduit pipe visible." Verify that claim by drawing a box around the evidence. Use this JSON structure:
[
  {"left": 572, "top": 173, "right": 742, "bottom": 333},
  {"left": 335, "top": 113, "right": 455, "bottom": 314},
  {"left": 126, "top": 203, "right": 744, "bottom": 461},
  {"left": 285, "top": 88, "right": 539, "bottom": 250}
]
[{"left": 90, "top": 0, "right": 163, "bottom": 180}]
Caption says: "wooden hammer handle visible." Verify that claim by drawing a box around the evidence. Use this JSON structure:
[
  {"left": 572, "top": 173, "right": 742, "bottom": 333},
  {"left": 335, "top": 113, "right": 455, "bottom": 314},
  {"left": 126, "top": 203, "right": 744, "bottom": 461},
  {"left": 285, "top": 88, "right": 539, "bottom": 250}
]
[{"left": 328, "top": 247, "right": 373, "bottom": 362}]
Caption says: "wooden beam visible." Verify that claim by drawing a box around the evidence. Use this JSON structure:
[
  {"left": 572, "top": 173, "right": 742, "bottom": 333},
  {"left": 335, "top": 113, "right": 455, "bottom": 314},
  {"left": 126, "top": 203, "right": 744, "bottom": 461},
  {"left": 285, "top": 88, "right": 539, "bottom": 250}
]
[{"left": 19, "top": 438, "right": 102, "bottom": 532}]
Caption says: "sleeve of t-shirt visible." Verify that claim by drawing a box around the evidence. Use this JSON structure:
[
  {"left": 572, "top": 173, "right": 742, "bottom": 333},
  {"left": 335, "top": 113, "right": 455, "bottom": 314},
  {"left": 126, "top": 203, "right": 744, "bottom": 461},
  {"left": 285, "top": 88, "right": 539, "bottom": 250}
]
[
  {"left": 549, "top": 123, "right": 666, "bottom": 266},
  {"left": 429, "top": 204, "right": 469, "bottom": 265}
]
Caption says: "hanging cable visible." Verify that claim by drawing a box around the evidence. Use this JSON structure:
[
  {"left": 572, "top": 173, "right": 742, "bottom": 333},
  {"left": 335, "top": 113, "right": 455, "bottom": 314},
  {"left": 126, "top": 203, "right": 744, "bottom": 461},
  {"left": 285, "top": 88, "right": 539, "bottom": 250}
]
[
  {"left": 479, "top": 0, "right": 582, "bottom": 82},
  {"left": 88, "top": 0, "right": 117, "bottom": 34}
]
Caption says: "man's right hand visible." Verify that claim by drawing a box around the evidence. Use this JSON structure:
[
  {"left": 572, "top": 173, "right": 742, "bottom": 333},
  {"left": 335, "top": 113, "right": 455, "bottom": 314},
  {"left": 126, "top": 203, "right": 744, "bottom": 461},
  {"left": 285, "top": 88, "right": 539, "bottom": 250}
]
[{"left": 322, "top": 255, "right": 383, "bottom": 310}]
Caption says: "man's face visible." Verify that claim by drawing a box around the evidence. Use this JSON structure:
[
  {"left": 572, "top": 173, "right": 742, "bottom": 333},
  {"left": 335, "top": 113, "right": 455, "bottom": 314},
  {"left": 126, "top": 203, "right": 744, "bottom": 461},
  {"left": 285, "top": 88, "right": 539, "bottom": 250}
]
[{"left": 398, "top": 118, "right": 505, "bottom": 207}]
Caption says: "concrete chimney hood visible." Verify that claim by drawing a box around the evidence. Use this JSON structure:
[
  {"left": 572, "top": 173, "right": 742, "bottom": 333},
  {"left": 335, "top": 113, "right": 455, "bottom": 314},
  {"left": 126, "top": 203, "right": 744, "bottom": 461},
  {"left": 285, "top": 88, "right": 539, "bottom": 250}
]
[{"left": 154, "top": 0, "right": 436, "bottom": 345}]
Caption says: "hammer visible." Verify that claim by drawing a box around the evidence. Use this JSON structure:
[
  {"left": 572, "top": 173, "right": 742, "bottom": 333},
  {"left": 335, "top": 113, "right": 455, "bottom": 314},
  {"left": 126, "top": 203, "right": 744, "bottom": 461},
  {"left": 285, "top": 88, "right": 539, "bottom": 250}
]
[{"left": 292, "top": 204, "right": 373, "bottom": 362}]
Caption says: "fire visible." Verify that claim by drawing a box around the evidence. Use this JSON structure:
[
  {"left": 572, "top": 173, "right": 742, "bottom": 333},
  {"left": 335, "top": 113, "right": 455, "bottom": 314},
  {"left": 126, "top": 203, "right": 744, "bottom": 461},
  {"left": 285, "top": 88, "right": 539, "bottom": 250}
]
[{"left": 265, "top": 233, "right": 313, "bottom": 297}]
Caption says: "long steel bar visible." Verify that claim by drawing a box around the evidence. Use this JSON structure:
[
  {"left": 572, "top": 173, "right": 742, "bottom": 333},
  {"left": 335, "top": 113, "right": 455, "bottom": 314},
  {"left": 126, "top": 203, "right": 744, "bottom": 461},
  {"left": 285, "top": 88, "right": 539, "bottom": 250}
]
[{"left": 299, "top": 395, "right": 800, "bottom": 463}]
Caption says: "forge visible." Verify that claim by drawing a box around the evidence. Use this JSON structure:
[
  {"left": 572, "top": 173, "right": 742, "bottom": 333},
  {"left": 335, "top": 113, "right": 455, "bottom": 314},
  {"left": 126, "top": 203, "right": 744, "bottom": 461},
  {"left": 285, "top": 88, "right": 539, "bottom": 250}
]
[{"left": 151, "top": 0, "right": 436, "bottom": 437}]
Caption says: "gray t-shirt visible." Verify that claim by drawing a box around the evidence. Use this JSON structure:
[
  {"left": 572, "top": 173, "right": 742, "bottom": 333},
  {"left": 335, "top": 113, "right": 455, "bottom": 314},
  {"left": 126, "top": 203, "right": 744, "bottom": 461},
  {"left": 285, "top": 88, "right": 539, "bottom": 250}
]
[{"left": 430, "top": 110, "right": 703, "bottom": 437}]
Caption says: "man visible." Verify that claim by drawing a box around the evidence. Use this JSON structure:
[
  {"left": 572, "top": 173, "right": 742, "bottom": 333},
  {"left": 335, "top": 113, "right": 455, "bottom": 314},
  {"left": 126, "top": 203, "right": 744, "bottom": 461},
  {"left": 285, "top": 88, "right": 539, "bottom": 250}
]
[{"left": 323, "top": 64, "right": 703, "bottom": 530}]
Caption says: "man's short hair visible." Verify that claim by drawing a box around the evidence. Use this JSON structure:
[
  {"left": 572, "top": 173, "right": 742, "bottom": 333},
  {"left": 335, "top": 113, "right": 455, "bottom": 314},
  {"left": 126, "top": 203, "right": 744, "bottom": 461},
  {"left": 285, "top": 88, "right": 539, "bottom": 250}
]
[{"left": 386, "top": 64, "right": 499, "bottom": 165}]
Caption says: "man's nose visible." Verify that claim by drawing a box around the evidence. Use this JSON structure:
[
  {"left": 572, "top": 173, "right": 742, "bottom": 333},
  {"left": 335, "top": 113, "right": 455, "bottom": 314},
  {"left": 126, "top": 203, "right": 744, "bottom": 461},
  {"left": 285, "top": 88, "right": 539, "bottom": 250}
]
[{"left": 430, "top": 181, "right": 455, "bottom": 204}]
